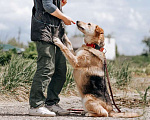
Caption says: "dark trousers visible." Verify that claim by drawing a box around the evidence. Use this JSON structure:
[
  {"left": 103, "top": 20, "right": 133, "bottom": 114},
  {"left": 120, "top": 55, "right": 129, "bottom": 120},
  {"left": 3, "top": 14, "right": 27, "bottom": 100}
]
[{"left": 29, "top": 41, "right": 66, "bottom": 108}]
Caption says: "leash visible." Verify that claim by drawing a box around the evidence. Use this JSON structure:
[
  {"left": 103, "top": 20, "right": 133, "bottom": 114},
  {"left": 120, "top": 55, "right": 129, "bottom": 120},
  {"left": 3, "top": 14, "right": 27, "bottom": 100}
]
[
  {"left": 67, "top": 45, "right": 121, "bottom": 113},
  {"left": 67, "top": 58, "right": 122, "bottom": 114},
  {"left": 85, "top": 43, "right": 121, "bottom": 112},
  {"left": 67, "top": 109, "right": 85, "bottom": 114},
  {"left": 104, "top": 58, "right": 121, "bottom": 113}
]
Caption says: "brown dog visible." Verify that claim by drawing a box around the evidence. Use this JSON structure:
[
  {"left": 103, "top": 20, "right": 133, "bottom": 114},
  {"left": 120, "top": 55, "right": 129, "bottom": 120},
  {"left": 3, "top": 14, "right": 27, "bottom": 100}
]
[{"left": 54, "top": 21, "right": 140, "bottom": 118}]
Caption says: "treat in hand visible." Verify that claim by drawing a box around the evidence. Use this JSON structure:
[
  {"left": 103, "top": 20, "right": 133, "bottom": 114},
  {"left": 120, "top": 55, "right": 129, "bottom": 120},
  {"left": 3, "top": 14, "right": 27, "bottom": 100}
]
[{"left": 62, "top": 0, "right": 67, "bottom": 6}]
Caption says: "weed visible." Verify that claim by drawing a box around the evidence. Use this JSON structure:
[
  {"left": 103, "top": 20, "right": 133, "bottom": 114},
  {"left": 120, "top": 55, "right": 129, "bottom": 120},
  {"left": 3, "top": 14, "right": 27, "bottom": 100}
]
[
  {"left": 107, "top": 60, "right": 131, "bottom": 89},
  {"left": 145, "top": 65, "right": 150, "bottom": 75},
  {"left": 1, "top": 55, "right": 36, "bottom": 91},
  {"left": 115, "top": 62, "right": 131, "bottom": 88},
  {"left": 62, "top": 64, "right": 75, "bottom": 94},
  {"left": 137, "top": 86, "right": 150, "bottom": 104},
  {"left": 144, "top": 86, "right": 150, "bottom": 104}
]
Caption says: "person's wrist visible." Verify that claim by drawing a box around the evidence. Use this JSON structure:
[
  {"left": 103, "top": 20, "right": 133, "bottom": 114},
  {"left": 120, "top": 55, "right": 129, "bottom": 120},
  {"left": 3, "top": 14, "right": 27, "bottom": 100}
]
[{"left": 61, "top": 14, "right": 67, "bottom": 21}]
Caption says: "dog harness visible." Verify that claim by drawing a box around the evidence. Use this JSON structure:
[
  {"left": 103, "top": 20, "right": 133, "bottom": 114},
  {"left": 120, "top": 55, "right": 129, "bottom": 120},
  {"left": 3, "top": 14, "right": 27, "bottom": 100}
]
[{"left": 86, "top": 43, "right": 104, "bottom": 52}]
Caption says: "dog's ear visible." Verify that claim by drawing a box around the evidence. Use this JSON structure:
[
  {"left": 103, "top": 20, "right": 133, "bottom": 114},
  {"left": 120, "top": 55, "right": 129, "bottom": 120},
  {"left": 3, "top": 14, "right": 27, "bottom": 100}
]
[
  {"left": 95, "top": 25, "right": 104, "bottom": 37},
  {"left": 95, "top": 26, "right": 104, "bottom": 47},
  {"left": 95, "top": 25, "right": 101, "bottom": 37}
]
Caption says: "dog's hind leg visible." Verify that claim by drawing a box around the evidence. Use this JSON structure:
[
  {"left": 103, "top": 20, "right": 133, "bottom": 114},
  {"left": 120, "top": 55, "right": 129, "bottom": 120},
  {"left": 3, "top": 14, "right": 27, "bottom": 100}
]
[
  {"left": 83, "top": 96, "right": 108, "bottom": 117},
  {"left": 85, "top": 112, "right": 100, "bottom": 117},
  {"left": 85, "top": 102, "right": 108, "bottom": 117}
]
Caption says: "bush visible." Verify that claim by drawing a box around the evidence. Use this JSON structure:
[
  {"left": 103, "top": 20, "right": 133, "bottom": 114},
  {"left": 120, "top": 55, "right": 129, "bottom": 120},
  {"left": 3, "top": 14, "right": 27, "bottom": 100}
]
[
  {"left": 0, "top": 51, "right": 12, "bottom": 65},
  {"left": 23, "top": 42, "right": 37, "bottom": 59},
  {"left": 0, "top": 49, "right": 17, "bottom": 66},
  {"left": 1, "top": 55, "right": 36, "bottom": 91},
  {"left": 107, "top": 60, "right": 131, "bottom": 89},
  {"left": 62, "top": 64, "right": 75, "bottom": 93},
  {"left": 115, "top": 62, "right": 131, "bottom": 87},
  {"left": 23, "top": 51, "right": 37, "bottom": 59},
  {"left": 131, "top": 55, "right": 150, "bottom": 67},
  {"left": 145, "top": 65, "right": 150, "bottom": 75}
]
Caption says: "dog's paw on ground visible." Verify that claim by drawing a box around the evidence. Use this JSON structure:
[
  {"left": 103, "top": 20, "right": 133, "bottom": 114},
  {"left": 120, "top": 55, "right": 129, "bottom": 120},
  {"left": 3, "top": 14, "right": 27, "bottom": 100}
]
[{"left": 85, "top": 112, "right": 92, "bottom": 117}]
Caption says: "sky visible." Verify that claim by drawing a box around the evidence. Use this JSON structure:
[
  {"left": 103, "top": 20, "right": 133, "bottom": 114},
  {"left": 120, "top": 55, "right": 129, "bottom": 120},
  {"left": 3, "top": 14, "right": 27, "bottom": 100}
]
[{"left": 0, "top": 0, "right": 150, "bottom": 55}]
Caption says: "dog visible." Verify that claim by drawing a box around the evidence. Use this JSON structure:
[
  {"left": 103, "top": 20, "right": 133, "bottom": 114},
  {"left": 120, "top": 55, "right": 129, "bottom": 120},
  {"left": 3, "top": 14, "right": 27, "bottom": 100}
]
[{"left": 54, "top": 21, "right": 140, "bottom": 118}]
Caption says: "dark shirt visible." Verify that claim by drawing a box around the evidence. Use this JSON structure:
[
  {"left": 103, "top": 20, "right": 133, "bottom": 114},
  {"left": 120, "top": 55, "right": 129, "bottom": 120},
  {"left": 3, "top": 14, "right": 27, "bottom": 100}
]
[{"left": 31, "top": 0, "right": 65, "bottom": 43}]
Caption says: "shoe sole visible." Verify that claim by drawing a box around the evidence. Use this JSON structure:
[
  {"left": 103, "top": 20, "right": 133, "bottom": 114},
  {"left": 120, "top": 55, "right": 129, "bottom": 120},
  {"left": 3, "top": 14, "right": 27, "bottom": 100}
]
[{"left": 29, "top": 113, "right": 56, "bottom": 117}]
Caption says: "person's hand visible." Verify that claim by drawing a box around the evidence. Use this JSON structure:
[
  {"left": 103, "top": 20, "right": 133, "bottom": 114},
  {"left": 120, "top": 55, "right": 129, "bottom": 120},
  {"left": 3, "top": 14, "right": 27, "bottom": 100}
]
[
  {"left": 62, "top": 16, "right": 76, "bottom": 25},
  {"left": 50, "top": 9, "right": 75, "bottom": 25},
  {"left": 62, "top": 0, "right": 67, "bottom": 7}
]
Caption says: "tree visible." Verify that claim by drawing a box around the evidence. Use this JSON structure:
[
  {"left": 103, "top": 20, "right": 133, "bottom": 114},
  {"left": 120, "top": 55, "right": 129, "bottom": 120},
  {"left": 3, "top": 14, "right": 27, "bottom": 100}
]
[
  {"left": 115, "top": 44, "right": 120, "bottom": 57},
  {"left": 7, "top": 37, "right": 18, "bottom": 46},
  {"left": 23, "top": 42, "right": 37, "bottom": 59},
  {"left": 7, "top": 37, "right": 25, "bottom": 48},
  {"left": 142, "top": 36, "right": 150, "bottom": 55},
  {"left": 106, "top": 34, "right": 113, "bottom": 39}
]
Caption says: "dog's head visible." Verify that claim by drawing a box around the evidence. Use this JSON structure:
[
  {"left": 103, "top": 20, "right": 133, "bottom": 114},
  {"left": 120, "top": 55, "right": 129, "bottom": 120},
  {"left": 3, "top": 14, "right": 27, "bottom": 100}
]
[{"left": 76, "top": 21, "right": 104, "bottom": 47}]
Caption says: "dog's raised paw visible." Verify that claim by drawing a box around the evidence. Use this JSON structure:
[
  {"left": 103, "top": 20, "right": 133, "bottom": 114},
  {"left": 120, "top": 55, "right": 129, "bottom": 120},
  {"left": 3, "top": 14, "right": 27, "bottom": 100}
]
[
  {"left": 53, "top": 37, "right": 63, "bottom": 46},
  {"left": 53, "top": 37, "right": 60, "bottom": 43}
]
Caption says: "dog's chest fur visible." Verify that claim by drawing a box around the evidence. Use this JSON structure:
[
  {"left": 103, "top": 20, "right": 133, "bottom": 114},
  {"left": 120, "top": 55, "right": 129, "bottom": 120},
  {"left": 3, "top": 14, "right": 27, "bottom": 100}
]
[{"left": 75, "top": 45, "right": 105, "bottom": 67}]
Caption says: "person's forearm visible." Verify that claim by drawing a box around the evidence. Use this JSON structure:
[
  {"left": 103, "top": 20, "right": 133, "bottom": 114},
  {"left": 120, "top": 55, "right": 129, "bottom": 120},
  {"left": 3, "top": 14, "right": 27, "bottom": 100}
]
[
  {"left": 51, "top": 8, "right": 66, "bottom": 20},
  {"left": 42, "top": 0, "right": 75, "bottom": 25}
]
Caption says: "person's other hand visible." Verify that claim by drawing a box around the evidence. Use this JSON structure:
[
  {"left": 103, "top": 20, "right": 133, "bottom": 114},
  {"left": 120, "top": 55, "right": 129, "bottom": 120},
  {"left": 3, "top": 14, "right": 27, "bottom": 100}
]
[
  {"left": 62, "top": 0, "right": 67, "bottom": 7},
  {"left": 63, "top": 16, "right": 75, "bottom": 25}
]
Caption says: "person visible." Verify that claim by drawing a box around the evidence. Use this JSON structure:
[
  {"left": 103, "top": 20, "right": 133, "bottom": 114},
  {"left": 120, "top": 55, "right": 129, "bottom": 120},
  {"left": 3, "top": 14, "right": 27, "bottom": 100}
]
[{"left": 29, "top": 0, "right": 75, "bottom": 117}]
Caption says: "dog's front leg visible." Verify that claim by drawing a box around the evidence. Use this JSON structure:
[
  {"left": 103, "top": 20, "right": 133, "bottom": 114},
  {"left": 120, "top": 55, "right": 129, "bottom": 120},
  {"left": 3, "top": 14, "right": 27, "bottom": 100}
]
[
  {"left": 63, "top": 34, "right": 73, "bottom": 50},
  {"left": 63, "top": 34, "right": 75, "bottom": 55},
  {"left": 53, "top": 37, "right": 79, "bottom": 68}
]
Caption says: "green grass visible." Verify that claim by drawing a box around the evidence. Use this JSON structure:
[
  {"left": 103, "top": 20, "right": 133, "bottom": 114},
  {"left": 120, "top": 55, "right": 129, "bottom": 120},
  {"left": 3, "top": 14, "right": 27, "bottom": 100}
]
[
  {"left": 115, "top": 62, "right": 131, "bottom": 87},
  {"left": 0, "top": 54, "right": 149, "bottom": 105},
  {"left": 116, "top": 55, "right": 150, "bottom": 68},
  {"left": 62, "top": 64, "right": 76, "bottom": 94},
  {"left": 131, "top": 55, "right": 150, "bottom": 67},
  {"left": 0, "top": 55, "right": 36, "bottom": 91},
  {"left": 137, "top": 86, "right": 150, "bottom": 104},
  {"left": 107, "top": 60, "right": 132, "bottom": 89}
]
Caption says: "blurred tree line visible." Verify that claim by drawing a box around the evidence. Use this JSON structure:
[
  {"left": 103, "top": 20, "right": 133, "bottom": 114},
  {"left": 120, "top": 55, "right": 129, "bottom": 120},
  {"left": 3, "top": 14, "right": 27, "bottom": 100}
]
[
  {"left": 0, "top": 30, "right": 150, "bottom": 66},
  {"left": 0, "top": 37, "right": 37, "bottom": 65},
  {"left": 142, "top": 34, "right": 150, "bottom": 56}
]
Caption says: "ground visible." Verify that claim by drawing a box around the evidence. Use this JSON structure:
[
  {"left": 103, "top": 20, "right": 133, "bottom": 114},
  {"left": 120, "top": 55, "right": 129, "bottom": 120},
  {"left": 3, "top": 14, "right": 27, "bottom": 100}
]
[
  {"left": 0, "top": 95, "right": 149, "bottom": 120},
  {"left": 0, "top": 77, "right": 149, "bottom": 120}
]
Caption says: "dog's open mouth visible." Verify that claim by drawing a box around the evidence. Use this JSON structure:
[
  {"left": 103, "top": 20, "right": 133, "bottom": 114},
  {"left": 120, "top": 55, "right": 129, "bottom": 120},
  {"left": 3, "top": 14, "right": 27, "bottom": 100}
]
[{"left": 77, "top": 24, "right": 85, "bottom": 30}]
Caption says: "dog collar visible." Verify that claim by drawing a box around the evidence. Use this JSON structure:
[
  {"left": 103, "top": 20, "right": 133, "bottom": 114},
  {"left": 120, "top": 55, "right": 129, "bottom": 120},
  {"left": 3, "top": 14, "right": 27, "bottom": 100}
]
[{"left": 86, "top": 43, "right": 104, "bottom": 52}]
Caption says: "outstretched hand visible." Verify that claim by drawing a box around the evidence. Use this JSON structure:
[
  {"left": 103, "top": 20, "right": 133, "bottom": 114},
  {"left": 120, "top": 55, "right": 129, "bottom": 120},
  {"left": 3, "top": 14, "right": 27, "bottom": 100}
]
[
  {"left": 62, "top": 0, "right": 67, "bottom": 7},
  {"left": 62, "top": 16, "right": 76, "bottom": 25}
]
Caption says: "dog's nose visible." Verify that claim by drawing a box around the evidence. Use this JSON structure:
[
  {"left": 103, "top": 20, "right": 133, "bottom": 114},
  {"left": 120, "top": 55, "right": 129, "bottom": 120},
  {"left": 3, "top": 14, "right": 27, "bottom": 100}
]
[{"left": 76, "top": 21, "right": 79, "bottom": 24}]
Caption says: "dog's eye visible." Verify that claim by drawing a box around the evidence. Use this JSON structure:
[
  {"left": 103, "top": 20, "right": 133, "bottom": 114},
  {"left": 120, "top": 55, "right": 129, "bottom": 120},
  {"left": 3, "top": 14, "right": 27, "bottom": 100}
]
[{"left": 88, "top": 23, "right": 91, "bottom": 26}]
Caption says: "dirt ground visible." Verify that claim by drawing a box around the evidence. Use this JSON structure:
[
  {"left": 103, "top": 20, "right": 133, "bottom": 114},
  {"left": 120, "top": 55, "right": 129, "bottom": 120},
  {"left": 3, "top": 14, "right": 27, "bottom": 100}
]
[
  {"left": 0, "top": 77, "right": 149, "bottom": 120},
  {"left": 0, "top": 95, "right": 149, "bottom": 120}
]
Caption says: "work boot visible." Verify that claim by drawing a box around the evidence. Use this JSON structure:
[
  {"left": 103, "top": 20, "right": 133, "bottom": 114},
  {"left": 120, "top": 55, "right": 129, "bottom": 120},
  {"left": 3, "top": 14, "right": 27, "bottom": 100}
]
[
  {"left": 29, "top": 106, "right": 56, "bottom": 117},
  {"left": 46, "top": 104, "right": 69, "bottom": 116}
]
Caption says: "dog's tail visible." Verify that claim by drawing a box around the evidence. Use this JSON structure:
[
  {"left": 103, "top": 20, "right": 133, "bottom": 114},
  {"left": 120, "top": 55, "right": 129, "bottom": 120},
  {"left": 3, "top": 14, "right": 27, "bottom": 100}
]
[{"left": 109, "top": 111, "right": 140, "bottom": 118}]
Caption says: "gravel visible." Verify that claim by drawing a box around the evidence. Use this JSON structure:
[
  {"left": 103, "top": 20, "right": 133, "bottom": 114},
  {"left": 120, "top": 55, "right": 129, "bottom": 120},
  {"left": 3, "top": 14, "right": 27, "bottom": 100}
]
[{"left": 0, "top": 96, "right": 149, "bottom": 120}]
